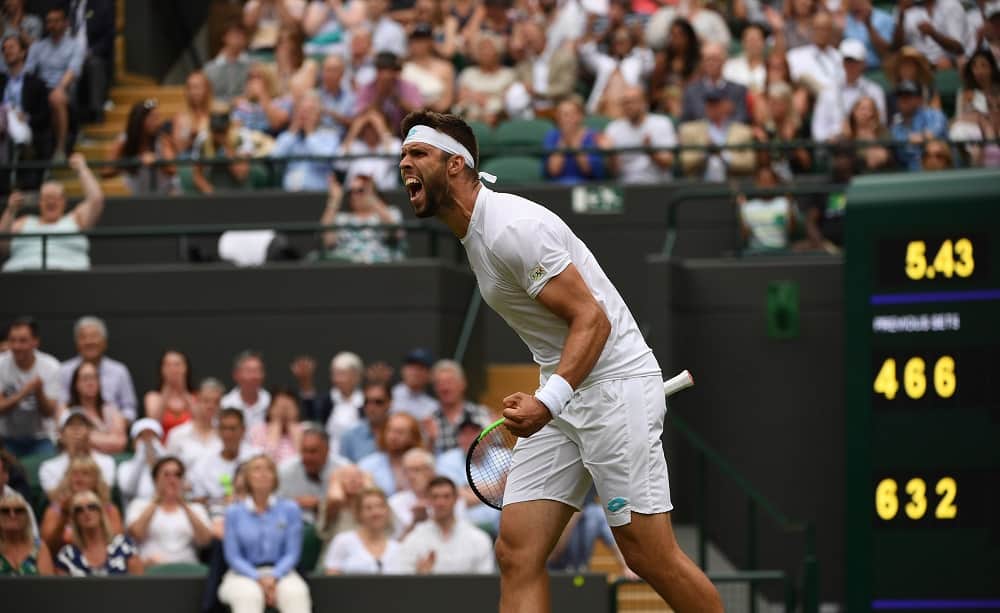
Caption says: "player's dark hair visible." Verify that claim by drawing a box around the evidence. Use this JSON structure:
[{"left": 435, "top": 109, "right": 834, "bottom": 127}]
[
  {"left": 401, "top": 111, "right": 479, "bottom": 176},
  {"left": 428, "top": 475, "right": 457, "bottom": 493},
  {"left": 7, "top": 316, "right": 38, "bottom": 338}
]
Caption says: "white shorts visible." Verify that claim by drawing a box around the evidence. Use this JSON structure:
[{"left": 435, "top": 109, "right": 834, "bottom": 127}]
[{"left": 503, "top": 374, "right": 673, "bottom": 527}]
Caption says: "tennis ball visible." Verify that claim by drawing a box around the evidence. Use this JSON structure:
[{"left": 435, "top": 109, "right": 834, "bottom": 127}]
[{"left": 573, "top": 575, "right": 585, "bottom": 587}]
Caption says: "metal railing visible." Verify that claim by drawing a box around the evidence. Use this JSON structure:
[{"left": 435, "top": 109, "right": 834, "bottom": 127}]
[
  {"left": 0, "top": 220, "right": 457, "bottom": 270},
  {"left": 662, "top": 183, "right": 844, "bottom": 257}
]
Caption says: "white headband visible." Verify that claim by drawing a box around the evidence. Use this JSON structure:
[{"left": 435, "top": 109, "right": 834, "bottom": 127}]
[{"left": 403, "top": 125, "right": 497, "bottom": 183}]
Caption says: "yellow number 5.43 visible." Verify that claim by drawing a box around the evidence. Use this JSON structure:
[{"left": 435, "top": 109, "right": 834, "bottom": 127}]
[{"left": 905, "top": 239, "right": 975, "bottom": 280}]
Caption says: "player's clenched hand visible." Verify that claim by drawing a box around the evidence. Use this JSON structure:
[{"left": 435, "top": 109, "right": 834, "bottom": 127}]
[{"left": 502, "top": 392, "right": 552, "bottom": 438}]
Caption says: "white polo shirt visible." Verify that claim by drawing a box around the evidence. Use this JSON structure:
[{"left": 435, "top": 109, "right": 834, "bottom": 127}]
[
  {"left": 460, "top": 186, "right": 659, "bottom": 389},
  {"left": 385, "top": 518, "right": 494, "bottom": 574}
]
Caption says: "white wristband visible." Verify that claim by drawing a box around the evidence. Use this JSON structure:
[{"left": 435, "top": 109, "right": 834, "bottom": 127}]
[{"left": 534, "top": 374, "right": 574, "bottom": 419}]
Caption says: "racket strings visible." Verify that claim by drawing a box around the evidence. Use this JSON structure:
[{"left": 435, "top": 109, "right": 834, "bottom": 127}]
[{"left": 467, "top": 424, "right": 517, "bottom": 509}]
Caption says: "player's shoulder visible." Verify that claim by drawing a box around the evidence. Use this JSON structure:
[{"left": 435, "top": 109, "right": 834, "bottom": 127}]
[{"left": 478, "top": 188, "right": 567, "bottom": 244}]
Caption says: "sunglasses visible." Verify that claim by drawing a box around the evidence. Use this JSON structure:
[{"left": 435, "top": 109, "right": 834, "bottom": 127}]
[
  {"left": 73, "top": 503, "right": 101, "bottom": 514},
  {"left": 0, "top": 506, "right": 28, "bottom": 516},
  {"left": 365, "top": 397, "right": 388, "bottom": 406}
]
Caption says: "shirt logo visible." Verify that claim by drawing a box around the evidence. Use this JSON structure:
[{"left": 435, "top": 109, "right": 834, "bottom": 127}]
[
  {"left": 606, "top": 497, "right": 629, "bottom": 513},
  {"left": 529, "top": 264, "right": 547, "bottom": 282}
]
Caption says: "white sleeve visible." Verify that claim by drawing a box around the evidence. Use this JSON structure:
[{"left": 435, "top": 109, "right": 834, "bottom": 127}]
[
  {"left": 41, "top": 359, "right": 62, "bottom": 402},
  {"left": 491, "top": 218, "right": 572, "bottom": 299},
  {"left": 810, "top": 90, "right": 841, "bottom": 143},
  {"left": 124, "top": 498, "right": 148, "bottom": 527},
  {"left": 577, "top": 40, "right": 608, "bottom": 75},
  {"left": 383, "top": 531, "right": 420, "bottom": 574},
  {"left": 937, "top": 2, "right": 967, "bottom": 44},
  {"left": 189, "top": 502, "right": 211, "bottom": 525},
  {"left": 38, "top": 458, "right": 61, "bottom": 493},
  {"left": 650, "top": 117, "right": 677, "bottom": 148},
  {"left": 322, "top": 532, "right": 350, "bottom": 572}
]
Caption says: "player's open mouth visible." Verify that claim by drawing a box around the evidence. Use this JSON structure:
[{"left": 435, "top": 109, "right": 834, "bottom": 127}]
[{"left": 404, "top": 177, "right": 423, "bottom": 202}]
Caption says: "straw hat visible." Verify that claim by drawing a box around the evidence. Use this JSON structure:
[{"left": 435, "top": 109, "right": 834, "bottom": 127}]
[{"left": 885, "top": 46, "right": 933, "bottom": 86}]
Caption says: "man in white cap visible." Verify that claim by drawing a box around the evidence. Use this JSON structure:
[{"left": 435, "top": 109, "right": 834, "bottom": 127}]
[
  {"left": 116, "top": 418, "right": 166, "bottom": 507},
  {"left": 398, "top": 111, "right": 721, "bottom": 613},
  {"left": 811, "top": 38, "right": 888, "bottom": 142},
  {"left": 38, "top": 409, "right": 115, "bottom": 496}
]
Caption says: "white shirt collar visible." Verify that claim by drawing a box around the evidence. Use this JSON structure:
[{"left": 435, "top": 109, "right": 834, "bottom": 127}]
[{"left": 243, "top": 495, "right": 278, "bottom": 511}]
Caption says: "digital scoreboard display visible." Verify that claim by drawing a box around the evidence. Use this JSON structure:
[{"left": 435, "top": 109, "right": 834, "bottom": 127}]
[{"left": 845, "top": 171, "right": 1000, "bottom": 612}]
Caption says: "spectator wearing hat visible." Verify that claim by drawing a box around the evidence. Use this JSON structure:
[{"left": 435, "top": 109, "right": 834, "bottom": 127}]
[
  {"left": 39, "top": 410, "right": 115, "bottom": 496},
  {"left": 424, "top": 361, "right": 488, "bottom": 456},
  {"left": 125, "top": 456, "right": 212, "bottom": 568},
  {"left": 885, "top": 46, "right": 941, "bottom": 113},
  {"left": 679, "top": 85, "right": 755, "bottom": 182},
  {"left": 844, "top": 0, "right": 895, "bottom": 70},
  {"left": 812, "top": 39, "right": 888, "bottom": 143},
  {"left": 340, "top": 381, "right": 393, "bottom": 463},
  {"left": 0, "top": 317, "right": 61, "bottom": 458},
  {"left": 336, "top": 108, "right": 403, "bottom": 192},
  {"left": 680, "top": 42, "right": 748, "bottom": 124},
  {"left": 603, "top": 85, "right": 677, "bottom": 185},
  {"left": 166, "top": 378, "right": 225, "bottom": 470},
  {"left": 391, "top": 349, "right": 436, "bottom": 421},
  {"left": 786, "top": 12, "right": 844, "bottom": 95},
  {"left": 57, "top": 316, "right": 138, "bottom": 424},
  {"left": 355, "top": 52, "right": 422, "bottom": 137},
  {"left": 402, "top": 23, "right": 455, "bottom": 114},
  {"left": 319, "top": 170, "right": 405, "bottom": 264},
  {"left": 892, "top": 0, "right": 966, "bottom": 69},
  {"left": 890, "top": 80, "right": 949, "bottom": 171},
  {"left": 116, "top": 419, "right": 166, "bottom": 508}
]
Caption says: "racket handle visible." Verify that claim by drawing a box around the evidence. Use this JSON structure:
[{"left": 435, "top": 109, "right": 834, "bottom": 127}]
[{"left": 663, "top": 370, "right": 694, "bottom": 396}]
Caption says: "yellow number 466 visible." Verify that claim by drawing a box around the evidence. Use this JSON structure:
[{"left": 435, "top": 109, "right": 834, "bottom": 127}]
[{"left": 873, "top": 356, "right": 956, "bottom": 400}]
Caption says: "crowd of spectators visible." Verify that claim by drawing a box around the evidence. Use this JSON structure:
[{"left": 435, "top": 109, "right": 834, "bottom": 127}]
[
  {"left": 82, "top": 0, "right": 999, "bottom": 197},
  {"left": 4, "top": 312, "right": 647, "bottom": 607}
]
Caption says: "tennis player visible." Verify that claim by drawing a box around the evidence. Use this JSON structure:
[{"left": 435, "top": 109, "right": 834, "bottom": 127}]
[{"left": 399, "top": 111, "right": 722, "bottom": 612}]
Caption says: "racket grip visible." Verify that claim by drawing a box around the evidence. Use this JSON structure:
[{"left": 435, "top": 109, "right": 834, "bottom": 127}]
[{"left": 663, "top": 370, "right": 694, "bottom": 396}]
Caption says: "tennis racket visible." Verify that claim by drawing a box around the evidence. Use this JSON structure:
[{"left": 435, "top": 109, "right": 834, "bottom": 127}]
[{"left": 465, "top": 370, "right": 695, "bottom": 510}]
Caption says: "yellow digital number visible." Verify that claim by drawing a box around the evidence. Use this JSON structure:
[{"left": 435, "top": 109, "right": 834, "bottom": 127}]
[
  {"left": 876, "top": 479, "right": 898, "bottom": 520},
  {"left": 904, "top": 357, "right": 926, "bottom": 399},
  {"left": 873, "top": 359, "right": 899, "bottom": 400},
  {"left": 906, "top": 241, "right": 927, "bottom": 280},
  {"left": 932, "top": 240, "right": 954, "bottom": 278},
  {"left": 933, "top": 356, "right": 956, "bottom": 399},
  {"left": 954, "top": 238, "right": 975, "bottom": 277},
  {"left": 905, "top": 478, "right": 927, "bottom": 519},
  {"left": 935, "top": 477, "right": 958, "bottom": 519}
]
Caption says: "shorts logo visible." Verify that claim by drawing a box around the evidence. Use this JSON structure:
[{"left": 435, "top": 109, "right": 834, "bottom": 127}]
[
  {"left": 606, "top": 497, "right": 629, "bottom": 513},
  {"left": 529, "top": 264, "right": 547, "bottom": 282}
]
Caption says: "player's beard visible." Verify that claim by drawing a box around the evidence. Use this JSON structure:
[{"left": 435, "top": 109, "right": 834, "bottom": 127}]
[{"left": 414, "top": 164, "right": 451, "bottom": 219}]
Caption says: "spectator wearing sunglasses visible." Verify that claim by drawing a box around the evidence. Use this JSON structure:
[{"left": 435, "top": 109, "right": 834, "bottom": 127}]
[
  {"left": 0, "top": 491, "right": 53, "bottom": 576},
  {"left": 54, "top": 490, "right": 143, "bottom": 576},
  {"left": 125, "top": 456, "right": 212, "bottom": 568},
  {"left": 920, "top": 138, "right": 954, "bottom": 170},
  {"left": 339, "top": 381, "right": 393, "bottom": 463}
]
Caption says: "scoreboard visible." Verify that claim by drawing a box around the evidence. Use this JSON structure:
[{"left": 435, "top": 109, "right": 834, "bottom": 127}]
[{"left": 845, "top": 170, "right": 1000, "bottom": 611}]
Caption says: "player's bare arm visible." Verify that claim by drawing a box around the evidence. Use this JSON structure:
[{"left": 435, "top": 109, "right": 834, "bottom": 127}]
[{"left": 502, "top": 264, "right": 611, "bottom": 437}]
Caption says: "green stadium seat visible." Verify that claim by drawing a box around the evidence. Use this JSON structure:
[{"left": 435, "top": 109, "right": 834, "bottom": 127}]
[
  {"left": 867, "top": 69, "right": 891, "bottom": 92},
  {"left": 178, "top": 165, "right": 198, "bottom": 194},
  {"left": 18, "top": 451, "right": 54, "bottom": 489},
  {"left": 934, "top": 69, "right": 961, "bottom": 118},
  {"left": 584, "top": 115, "right": 611, "bottom": 132},
  {"left": 467, "top": 120, "right": 497, "bottom": 159},
  {"left": 480, "top": 156, "right": 545, "bottom": 185},
  {"left": 494, "top": 118, "right": 555, "bottom": 154},
  {"left": 300, "top": 522, "right": 322, "bottom": 574},
  {"left": 144, "top": 562, "right": 209, "bottom": 576}
]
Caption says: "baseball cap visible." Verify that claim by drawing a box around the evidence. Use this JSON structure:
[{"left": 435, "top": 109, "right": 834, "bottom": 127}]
[
  {"left": 704, "top": 85, "right": 727, "bottom": 103},
  {"left": 130, "top": 418, "right": 164, "bottom": 441},
  {"left": 895, "top": 79, "right": 922, "bottom": 96},
  {"left": 59, "top": 408, "right": 94, "bottom": 430},
  {"left": 403, "top": 348, "right": 434, "bottom": 368},
  {"left": 839, "top": 39, "right": 866, "bottom": 62},
  {"left": 411, "top": 23, "right": 434, "bottom": 39}
]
